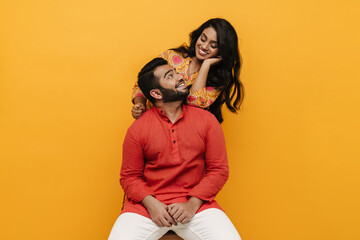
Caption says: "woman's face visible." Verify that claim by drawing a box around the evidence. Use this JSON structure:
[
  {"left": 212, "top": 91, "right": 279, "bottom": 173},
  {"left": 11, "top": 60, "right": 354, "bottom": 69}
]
[{"left": 195, "top": 27, "right": 219, "bottom": 61}]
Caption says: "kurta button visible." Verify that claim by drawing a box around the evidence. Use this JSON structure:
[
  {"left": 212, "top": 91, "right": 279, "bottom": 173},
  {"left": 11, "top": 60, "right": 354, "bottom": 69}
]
[
  {"left": 160, "top": 110, "right": 163, "bottom": 113},
  {"left": 167, "top": 120, "right": 170, "bottom": 123},
  {"left": 172, "top": 129, "right": 174, "bottom": 132},
  {"left": 173, "top": 140, "right": 176, "bottom": 143}
]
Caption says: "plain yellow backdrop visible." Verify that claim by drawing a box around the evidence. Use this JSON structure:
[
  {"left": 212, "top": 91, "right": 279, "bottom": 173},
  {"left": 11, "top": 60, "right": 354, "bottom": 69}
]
[{"left": 1, "top": 0, "right": 359, "bottom": 239}]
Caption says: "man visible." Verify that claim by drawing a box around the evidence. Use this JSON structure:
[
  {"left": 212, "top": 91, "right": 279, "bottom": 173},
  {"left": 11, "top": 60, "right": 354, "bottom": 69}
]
[{"left": 108, "top": 58, "right": 241, "bottom": 240}]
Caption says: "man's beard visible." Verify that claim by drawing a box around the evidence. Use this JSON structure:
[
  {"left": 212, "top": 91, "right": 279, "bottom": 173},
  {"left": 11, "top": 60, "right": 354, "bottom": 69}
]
[{"left": 159, "top": 86, "right": 189, "bottom": 103}]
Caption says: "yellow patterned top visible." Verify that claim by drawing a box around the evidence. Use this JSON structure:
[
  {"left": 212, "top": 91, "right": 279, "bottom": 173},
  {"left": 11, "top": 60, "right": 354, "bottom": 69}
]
[{"left": 132, "top": 49, "right": 221, "bottom": 108}]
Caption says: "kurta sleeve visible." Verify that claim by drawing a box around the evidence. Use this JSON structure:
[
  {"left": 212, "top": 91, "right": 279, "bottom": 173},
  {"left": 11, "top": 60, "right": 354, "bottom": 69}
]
[
  {"left": 120, "top": 124, "right": 155, "bottom": 202},
  {"left": 131, "top": 82, "right": 146, "bottom": 102},
  {"left": 188, "top": 115, "right": 229, "bottom": 201},
  {"left": 187, "top": 87, "right": 222, "bottom": 108}
]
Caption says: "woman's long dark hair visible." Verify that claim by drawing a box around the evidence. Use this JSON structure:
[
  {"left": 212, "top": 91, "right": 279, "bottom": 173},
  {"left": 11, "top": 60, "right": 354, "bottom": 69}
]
[{"left": 172, "top": 18, "right": 244, "bottom": 123}]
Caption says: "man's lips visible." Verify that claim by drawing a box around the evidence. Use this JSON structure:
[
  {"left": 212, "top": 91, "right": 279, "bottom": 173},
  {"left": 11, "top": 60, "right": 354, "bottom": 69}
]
[{"left": 175, "top": 80, "right": 185, "bottom": 88}]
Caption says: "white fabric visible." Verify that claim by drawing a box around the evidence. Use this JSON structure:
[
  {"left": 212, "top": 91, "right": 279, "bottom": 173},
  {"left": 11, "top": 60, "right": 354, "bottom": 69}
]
[{"left": 108, "top": 208, "right": 241, "bottom": 240}]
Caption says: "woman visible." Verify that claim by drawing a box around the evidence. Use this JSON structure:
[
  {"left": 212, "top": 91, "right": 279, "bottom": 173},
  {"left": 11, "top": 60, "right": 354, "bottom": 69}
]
[{"left": 131, "top": 18, "right": 244, "bottom": 123}]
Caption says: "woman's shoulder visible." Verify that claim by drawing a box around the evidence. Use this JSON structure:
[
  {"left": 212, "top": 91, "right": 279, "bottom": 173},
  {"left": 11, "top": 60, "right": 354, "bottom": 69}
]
[
  {"left": 160, "top": 49, "right": 184, "bottom": 57},
  {"left": 160, "top": 49, "right": 176, "bottom": 56},
  {"left": 160, "top": 49, "right": 189, "bottom": 66}
]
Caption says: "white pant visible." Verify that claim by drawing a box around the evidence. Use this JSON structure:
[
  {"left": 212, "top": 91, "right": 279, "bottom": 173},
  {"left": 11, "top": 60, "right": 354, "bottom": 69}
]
[{"left": 108, "top": 208, "right": 241, "bottom": 240}]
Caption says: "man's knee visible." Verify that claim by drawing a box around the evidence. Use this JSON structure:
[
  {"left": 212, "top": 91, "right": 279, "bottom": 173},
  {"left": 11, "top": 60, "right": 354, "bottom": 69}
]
[
  {"left": 108, "top": 213, "right": 164, "bottom": 240},
  {"left": 186, "top": 209, "right": 241, "bottom": 240}
]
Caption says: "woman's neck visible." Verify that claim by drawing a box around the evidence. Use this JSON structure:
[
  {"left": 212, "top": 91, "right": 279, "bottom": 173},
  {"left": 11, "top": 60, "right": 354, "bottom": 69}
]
[{"left": 189, "top": 57, "right": 202, "bottom": 75}]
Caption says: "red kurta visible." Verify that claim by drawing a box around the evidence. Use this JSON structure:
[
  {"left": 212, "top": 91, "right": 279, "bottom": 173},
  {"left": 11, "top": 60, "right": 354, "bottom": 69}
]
[{"left": 120, "top": 105, "right": 229, "bottom": 218}]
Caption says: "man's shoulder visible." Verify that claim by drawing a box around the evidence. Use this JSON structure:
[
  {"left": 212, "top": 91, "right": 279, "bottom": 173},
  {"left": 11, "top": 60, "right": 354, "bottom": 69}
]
[
  {"left": 128, "top": 109, "right": 156, "bottom": 129},
  {"left": 184, "top": 105, "right": 219, "bottom": 124},
  {"left": 185, "top": 105, "right": 213, "bottom": 116}
]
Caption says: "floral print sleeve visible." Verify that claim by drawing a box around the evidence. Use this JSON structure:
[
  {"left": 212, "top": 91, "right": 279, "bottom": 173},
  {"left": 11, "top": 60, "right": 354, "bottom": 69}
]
[
  {"left": 188, "top": 87, "right": 222, "bottom": 108},
  {"left": 131, "top": 81, "right": 145, "bottom": 102},
  {"left": 159, "top": 49, "right": 173, "bottom": 62}
]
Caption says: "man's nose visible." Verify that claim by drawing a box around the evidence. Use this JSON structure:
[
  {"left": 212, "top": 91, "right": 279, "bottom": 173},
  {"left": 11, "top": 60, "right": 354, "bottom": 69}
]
[{"left": 176, "top": 72, "right": 184, "bottom": 80}]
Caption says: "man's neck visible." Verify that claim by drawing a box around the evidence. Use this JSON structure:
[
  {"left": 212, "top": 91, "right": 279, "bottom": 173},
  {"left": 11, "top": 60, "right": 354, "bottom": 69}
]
[{"left": 155, "top": 100, "right": 183, "bottom": 123}]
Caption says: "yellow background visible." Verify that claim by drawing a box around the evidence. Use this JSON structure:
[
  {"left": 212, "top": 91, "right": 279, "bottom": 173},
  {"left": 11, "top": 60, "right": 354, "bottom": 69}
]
[{"left": 1, "top": 0, "right": 359, "bottom": 239}]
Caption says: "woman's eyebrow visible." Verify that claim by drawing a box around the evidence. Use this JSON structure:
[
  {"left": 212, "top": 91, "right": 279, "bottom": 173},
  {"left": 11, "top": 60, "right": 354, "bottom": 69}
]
[{"left": 202, "top": 33, "right": 217, "bottom": 43}]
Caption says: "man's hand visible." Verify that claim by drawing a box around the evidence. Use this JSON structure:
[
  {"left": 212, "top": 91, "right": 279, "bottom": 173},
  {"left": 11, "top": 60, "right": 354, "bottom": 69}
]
[
  {"left": 141, "top": 195, "right": 177, "bottom": 227},
  {"left": 168, "top": 197, "right": 204, "bottom": 224},
  {"left": 131, "top": 103, "right": 146, "bottom": 119}
]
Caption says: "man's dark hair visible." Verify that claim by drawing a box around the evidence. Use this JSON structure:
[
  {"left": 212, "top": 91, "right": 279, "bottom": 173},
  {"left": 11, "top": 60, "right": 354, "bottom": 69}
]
[{"left": 137, "top": 58, "right": 168, "bottom": 104}]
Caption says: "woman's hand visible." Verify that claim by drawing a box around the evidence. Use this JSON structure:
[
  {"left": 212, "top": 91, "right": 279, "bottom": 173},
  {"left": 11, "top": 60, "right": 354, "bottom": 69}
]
[
  {"left": 131, "top": 103, "right": 146, "bottom": 119},
  {"left": 189, "top": 56, "right": 222, "bottom": 95},
  {"left": 203, "top": 56, "right": 222, "bottom": 67}
]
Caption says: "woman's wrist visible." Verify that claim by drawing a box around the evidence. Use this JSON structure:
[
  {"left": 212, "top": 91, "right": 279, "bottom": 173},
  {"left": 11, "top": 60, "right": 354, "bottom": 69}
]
[
  {"left": 200, "top": 60, "right": 212, "bottom": 69},
  {"left": 134, "top": 96, "right": 146, "bottom": 105}
]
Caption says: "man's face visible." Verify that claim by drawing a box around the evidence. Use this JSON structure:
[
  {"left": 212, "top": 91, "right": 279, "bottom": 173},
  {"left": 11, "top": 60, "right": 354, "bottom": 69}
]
[{"left": 154, "top": 64, "right": 189, "bottom": 102}]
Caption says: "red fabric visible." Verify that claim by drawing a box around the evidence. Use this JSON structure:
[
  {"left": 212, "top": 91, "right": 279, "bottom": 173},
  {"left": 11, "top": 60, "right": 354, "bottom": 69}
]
[{"left": 120, "top": 105, "right": 229, "bottom": 218}]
